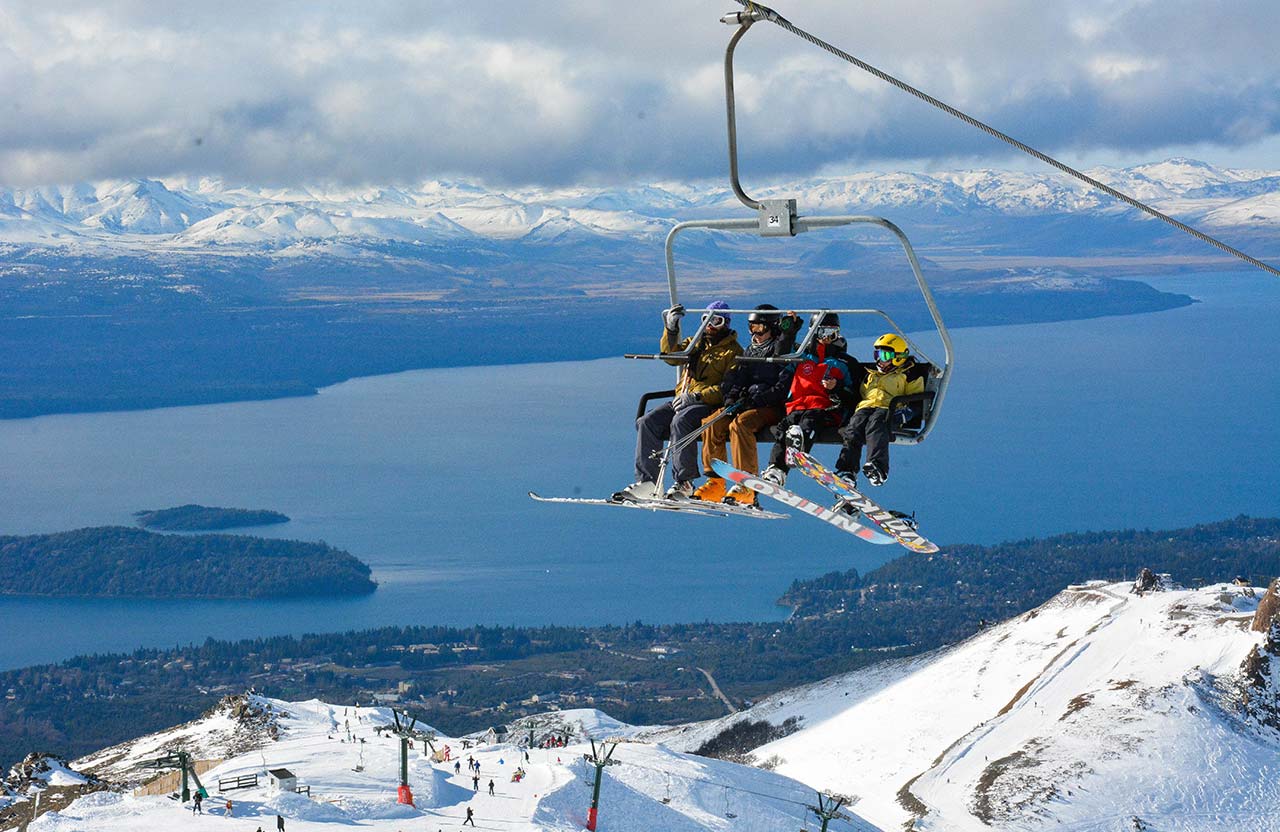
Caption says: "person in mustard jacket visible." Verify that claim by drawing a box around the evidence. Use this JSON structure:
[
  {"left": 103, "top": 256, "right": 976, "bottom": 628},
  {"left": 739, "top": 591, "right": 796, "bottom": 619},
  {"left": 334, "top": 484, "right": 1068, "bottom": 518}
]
[
  {"left": 614, "top": 300, "right": 743, "bottom": 501},
  {"left": 835, "top": 332, "right": 924, "bottom": 486}
]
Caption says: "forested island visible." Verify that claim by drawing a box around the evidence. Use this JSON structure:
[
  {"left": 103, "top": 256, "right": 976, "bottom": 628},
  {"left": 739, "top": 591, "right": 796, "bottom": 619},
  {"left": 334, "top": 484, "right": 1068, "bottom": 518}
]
[
  {"left": 0, "top": 527, "right": 375, "bottom": 599},
  {"left": 134, "top": 504, "right": 290, "bottom": 531},
  {"left": 1, "top": 516, "right": 1275, "bottom": 771}
]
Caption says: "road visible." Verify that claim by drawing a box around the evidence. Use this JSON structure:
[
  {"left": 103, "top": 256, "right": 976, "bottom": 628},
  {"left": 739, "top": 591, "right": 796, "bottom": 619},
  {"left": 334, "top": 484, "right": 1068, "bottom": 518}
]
[{"left": 695, "top": 666, "right": 737, "bottom": 715}]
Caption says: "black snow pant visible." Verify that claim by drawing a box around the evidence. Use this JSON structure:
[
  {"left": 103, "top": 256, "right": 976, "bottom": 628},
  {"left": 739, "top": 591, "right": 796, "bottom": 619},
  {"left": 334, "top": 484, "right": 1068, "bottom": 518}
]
[
  {"left": 767, "top": 409, "right": 831, "bottom": 471},
  {"left": 836, "top": 406, "right": 891, "bottom": 476},
  {"left": 635, "top": 400, "right": 714, "bottom": 484}
]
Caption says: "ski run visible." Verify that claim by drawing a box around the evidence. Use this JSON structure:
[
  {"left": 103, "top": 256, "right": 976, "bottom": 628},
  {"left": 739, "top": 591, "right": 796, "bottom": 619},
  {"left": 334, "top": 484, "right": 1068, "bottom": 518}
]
[{"left": 5, "top": 578, "right": 1280, "bottom": 831}]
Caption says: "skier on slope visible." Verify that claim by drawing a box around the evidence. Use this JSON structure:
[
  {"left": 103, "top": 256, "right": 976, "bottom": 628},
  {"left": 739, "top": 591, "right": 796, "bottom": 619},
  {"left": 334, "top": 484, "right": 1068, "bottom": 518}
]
[
  {"left": 614, "top": 300, "right": 743, "bottom": 501},
  {"left": 760, "top": 313, "right": 860, "bottom": 487},
  {"left": 834, "top": 332, "right": 925, "bottom": 486},
  {"left": 692, "top": 305, "right": 800, "bottom": 506}
]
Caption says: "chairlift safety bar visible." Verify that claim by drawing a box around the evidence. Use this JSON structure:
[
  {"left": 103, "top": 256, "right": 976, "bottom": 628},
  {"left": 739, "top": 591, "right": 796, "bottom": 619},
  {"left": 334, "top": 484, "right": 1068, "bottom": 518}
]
[
  {"left": 660, "top": 217, "right": 953, "bottom": 443},
  {"left": 625, "top": 307, "right": 936, "bottom": 369}
]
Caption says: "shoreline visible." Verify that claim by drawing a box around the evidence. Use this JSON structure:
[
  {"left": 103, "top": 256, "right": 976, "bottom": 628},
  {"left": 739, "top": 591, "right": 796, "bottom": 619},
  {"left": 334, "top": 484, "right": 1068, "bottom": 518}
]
[{"left": 0, "top": 285, "right": 1195, "bottom": 423}]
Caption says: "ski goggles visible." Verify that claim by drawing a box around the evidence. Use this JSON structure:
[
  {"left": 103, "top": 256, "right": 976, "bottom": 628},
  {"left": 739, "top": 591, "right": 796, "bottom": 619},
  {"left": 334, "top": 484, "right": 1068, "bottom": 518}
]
[
  {"left": 701, "top": 313, "right": 728, "bottom": 328},
  {"left": 814, "top": 326, "right": 840, "bottom": 340},
  {"left": 875, "top": 347, "right": 900, "bottom": 362}
]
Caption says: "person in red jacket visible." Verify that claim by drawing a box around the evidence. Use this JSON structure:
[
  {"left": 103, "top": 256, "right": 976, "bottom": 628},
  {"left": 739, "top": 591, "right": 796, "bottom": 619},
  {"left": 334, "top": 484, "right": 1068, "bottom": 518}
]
[{"left": 760, "top": 313, "right": 860, "bottom": 486}]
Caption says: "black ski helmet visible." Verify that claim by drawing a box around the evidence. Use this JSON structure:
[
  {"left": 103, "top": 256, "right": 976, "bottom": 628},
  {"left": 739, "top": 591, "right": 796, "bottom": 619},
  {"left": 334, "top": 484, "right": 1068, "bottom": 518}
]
[
  {"left": 812, "top": 311, "right": 840, "bottom": 328},
  {"left": 747, "top": 303, "right": 782, "bottom": 334}
]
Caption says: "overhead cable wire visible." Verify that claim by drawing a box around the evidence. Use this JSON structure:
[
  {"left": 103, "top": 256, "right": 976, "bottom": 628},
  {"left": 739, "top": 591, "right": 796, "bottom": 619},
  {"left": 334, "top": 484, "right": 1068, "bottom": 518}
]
[{"left": 733, "top": 1, "right": 1280, "bottom": 278}]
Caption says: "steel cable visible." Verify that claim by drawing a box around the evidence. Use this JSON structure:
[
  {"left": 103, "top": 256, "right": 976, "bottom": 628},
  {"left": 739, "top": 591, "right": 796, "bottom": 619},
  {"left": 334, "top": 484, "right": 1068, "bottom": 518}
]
[{"left": 734, "top": 1, "right": 1279, "bottom": 277}]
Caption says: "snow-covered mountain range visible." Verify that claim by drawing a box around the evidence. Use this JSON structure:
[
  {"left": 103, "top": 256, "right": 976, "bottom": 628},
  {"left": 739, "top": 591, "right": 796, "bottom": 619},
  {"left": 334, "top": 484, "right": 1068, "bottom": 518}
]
[
  {"left": 0, "top": 158, "right": 1275, "bottom": 252},
  {"left": 7, "top": 577, "right": 1278, "bottom": 831}
]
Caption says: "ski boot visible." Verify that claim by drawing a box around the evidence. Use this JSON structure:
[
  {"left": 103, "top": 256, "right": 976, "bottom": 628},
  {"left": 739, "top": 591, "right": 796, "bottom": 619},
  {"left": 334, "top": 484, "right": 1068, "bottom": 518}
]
[
  {"left": 833, "top": 499, "right": 862, "bottom": 519},
  {"left": 861, "top": 461, "right": 887, "bottom": 486},
  {"left": 612, "top": 481, "right": 658, "bottom": 502},
  {"left": 722, "top": 484, "right": 759, "bottom": 509},
  {"left": 760, "top": 465, "right": 787, "bottom": 487},
  {"left": 665, "top": 480, "right": 695, "bottom": 500},
  {"left": 887, "top": 509, "right": 918, "bottom": 531},
  {"left": 692, "top": 477, "right": 727, "bottom": 503}
]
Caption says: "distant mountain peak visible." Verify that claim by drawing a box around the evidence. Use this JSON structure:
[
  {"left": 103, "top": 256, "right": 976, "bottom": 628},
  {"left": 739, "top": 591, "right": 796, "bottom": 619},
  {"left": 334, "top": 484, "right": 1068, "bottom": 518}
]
[{"left": 0, "top": 157, "right": 1275, "bottom": 250}]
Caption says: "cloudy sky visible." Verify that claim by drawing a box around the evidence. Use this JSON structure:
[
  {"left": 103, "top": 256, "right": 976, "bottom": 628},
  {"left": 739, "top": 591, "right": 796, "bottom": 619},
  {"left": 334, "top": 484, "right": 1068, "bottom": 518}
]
[{"left": 1, "top": 1, "right": 1277, "bottom": 187}]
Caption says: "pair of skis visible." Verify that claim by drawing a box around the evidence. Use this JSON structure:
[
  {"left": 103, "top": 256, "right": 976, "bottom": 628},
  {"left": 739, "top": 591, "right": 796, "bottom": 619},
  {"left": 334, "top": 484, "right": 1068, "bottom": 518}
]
[
  {"left": 527, "top": 490, "right": 788, "bottom": 521},
  {"left": 532, "top": 450, "right": 938, "bottom": 553},
  {"left": 709, "top": 453, "right": 937, "bottom": 553},
  {"left": 783, "top": 449, "right": 939, "bottom": 554},
  {"left": 708, "top": 458, "right": 894, "bottom": 545}
]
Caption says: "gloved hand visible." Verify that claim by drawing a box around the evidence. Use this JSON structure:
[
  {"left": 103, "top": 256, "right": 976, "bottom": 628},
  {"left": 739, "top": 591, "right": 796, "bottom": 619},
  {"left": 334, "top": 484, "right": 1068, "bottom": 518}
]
[
  {"left": 662, "top": 304, "right": 686, "bottom": 331},
  {"left": 779, "top": 312, "right": 800, "bottom": 335},
  {"left": 673, "top": 391, "right": 701, "bottom": 410},
  {"left": 893, "top": 406, "right": 916, "bottom": 426},
  {"left": 746, "top": 384, "right": 767, "bottom": 407}
]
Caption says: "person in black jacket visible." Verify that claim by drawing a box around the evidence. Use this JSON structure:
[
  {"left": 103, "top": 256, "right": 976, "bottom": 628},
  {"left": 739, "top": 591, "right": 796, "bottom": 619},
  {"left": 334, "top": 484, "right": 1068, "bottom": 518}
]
[{"left": 693, "top": 305, "right": 800, "bottom": 506}]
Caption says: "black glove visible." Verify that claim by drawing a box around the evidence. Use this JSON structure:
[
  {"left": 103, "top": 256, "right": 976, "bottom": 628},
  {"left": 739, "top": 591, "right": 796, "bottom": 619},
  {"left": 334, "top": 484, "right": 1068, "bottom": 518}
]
[
  {"left": 893, "top": 406, "right": 916, "bottom": 426},
  {"left": 779, "top": 312, "right": 800, "bottom": 335}
]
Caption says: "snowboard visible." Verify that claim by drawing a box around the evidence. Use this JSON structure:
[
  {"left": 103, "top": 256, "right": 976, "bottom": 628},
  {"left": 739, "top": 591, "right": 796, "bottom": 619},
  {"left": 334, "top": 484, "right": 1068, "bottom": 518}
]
[
  {"left": 710, "top": 459, "right": 894, "bottom": 544},
  {"left": 785, "top": 448, "right": 940, "bottom": 554}
]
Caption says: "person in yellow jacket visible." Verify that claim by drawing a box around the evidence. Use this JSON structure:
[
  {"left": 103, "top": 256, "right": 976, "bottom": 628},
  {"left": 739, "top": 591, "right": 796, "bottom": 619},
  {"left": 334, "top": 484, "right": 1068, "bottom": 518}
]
[
  {"left": 614, "top": 301, "right": 743, "bottom": 501},
  {"left": 835, "top": 333, "right": 924, "bottom": 486}
]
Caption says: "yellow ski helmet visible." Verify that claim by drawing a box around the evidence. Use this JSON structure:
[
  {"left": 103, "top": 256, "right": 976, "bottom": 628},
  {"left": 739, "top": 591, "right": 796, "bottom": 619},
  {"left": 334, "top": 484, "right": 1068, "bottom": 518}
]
[{"left": 873, "top": 333, "right": 910, "bottom": 369}]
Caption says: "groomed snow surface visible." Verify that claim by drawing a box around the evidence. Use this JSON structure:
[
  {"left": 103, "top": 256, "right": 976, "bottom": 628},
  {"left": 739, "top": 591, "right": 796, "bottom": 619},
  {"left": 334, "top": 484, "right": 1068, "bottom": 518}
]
[
  {"left": 18, "top": 582, "right": 1280, "bottom": 831},
  {"left": 27, "top": 698, "right": 873, "bottom": 832}
]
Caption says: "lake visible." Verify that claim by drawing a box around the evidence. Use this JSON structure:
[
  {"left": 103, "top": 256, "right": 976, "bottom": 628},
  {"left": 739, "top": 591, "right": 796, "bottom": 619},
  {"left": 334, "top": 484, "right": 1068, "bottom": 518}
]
[{"left": 0, "top": 271, "right": 1276, "bottom": 669}]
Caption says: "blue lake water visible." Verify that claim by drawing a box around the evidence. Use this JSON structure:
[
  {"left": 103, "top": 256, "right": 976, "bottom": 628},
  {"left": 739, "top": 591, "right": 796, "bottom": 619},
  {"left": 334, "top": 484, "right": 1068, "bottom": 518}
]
[{"left": 0, "top": 271, "right": 1277, "bottom": 670}]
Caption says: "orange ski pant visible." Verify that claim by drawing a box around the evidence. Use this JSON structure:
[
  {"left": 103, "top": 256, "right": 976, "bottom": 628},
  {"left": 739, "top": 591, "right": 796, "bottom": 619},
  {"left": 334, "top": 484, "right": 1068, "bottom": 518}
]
[{"left": 700, "top": 406, "right": 784, "bottom": 477}]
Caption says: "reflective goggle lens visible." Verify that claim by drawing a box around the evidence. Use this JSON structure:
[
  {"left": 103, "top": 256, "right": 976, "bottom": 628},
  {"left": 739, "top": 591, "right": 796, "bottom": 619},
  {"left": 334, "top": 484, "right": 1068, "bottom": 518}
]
[
  {"left": 875, "top": 347, "right": 897, "bottom": 362},
  {"left": 815, "top": 326, "right": 839, "bottom": 340},
  {"left": 703, "top": 314, "right": 727, "bottom": 328}
]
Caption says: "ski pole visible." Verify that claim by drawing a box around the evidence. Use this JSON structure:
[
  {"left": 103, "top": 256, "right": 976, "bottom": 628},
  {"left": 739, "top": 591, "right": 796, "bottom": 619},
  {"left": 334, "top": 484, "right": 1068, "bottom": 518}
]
[{"left": 649, "top": 401, "right": 743, "bottom": 461}]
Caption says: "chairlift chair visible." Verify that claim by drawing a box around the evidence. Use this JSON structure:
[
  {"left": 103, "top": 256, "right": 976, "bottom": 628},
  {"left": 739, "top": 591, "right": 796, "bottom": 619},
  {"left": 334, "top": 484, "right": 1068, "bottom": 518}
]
[{"left": 623, "top": 8, "right": 953, "bottom": 486}]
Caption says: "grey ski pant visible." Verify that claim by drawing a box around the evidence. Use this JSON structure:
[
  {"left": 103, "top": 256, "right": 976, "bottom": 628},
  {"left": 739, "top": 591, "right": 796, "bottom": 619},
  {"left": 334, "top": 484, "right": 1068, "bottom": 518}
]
[
  {"left": 635, "top": 401, "right": 714, "bottom": 484},
  {"left": 836, "top": 406, "right": 891, "bottom": 475}
]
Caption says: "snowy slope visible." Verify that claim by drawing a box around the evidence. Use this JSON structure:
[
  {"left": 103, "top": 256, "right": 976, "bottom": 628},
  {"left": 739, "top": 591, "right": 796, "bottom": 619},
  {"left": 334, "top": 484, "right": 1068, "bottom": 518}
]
[
  {"left": 652, "top": 581, "right": 1280, "bottom": 831},
  {"left": 18, "top": 696, "right": 877, "bottom": 832},
  {"left": 13, "top": 579, "right": 1280, "bottom": 831}
]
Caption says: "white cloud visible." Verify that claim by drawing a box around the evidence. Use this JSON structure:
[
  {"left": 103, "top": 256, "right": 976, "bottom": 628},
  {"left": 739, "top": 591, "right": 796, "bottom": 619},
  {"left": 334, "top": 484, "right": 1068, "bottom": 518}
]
[{"left": 0, "top": 1, "right": 1276, "bottom": 187}]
